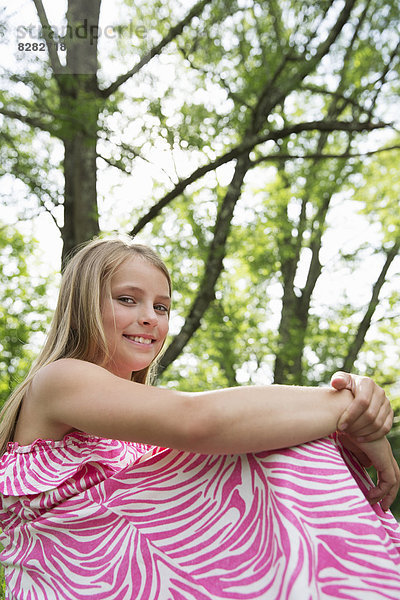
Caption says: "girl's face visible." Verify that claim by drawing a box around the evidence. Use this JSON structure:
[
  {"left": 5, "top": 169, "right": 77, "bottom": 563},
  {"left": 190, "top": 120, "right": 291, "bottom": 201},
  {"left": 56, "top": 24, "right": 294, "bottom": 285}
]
[{"left": 101, "top": 257, "right": 171, "bottom": 379}]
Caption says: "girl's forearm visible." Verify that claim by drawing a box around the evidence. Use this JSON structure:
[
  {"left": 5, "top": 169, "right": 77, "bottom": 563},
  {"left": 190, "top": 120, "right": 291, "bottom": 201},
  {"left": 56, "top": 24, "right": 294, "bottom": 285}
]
[{"left": 182, "top": 385, "right": 353, "bottom": 454}]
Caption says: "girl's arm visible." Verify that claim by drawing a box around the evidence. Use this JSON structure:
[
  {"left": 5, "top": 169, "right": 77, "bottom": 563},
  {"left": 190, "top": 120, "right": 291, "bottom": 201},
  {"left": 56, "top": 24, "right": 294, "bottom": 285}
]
[
  {"left": 33, "top": 358, "right": 351, "bottom": 455},
  {"left": 31, "top": 358, "right": 399, "bottom": 508}
]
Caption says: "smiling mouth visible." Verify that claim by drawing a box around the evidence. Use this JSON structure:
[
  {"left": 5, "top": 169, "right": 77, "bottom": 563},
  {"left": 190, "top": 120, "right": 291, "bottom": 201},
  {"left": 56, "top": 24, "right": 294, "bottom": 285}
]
[{"left": 123, "top": 335, "right": 155, "bottom": 345}]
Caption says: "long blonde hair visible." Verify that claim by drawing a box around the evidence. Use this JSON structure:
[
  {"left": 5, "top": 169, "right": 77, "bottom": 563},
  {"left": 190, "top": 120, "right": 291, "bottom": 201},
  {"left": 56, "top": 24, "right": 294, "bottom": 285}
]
[{"left": 0, "top": 236, "right": 172, "bottom": 455}]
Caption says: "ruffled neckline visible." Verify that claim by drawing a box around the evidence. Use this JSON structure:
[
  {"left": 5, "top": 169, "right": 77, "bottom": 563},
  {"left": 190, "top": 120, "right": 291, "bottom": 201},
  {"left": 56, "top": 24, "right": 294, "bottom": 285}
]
[
  {"left": 1, "top": 432, "right": 154, "bottom": 497},
  {"left": 6, "top": 431, "right": 104, "bottom": 454}
]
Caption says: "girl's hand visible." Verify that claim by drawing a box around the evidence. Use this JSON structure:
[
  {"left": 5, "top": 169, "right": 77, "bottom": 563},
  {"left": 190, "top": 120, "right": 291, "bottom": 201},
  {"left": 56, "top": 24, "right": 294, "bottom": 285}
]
[
  {"left": 330, "top": 372, "right": 393, "bottom": 441},
  {"left": 339, "top": 433, "right": 400, "bottom": 511},
  {"left": 336, "top": 432, "right": 372, "bottom": 468}
]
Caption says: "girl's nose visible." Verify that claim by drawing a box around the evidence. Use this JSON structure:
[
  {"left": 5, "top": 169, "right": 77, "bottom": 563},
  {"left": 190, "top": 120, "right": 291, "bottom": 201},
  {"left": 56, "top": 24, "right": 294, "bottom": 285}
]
[{"left": 139, "top": 305, "right": 158, "bottom": 327}]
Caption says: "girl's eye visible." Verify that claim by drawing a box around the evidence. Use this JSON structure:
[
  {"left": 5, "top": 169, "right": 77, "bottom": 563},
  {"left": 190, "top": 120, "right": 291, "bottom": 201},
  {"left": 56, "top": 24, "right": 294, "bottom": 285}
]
[
  {"left": 154, "top": 304, "right": 169, "bottom": 313},
  {"left": 119, "top": 297, "right": 135, "bottom": 304}
]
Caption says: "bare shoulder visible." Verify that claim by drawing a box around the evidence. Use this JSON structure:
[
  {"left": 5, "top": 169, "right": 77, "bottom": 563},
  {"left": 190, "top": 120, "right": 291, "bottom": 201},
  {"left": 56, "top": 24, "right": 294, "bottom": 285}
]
[
  {"left": 34, "top": 358, "right": 109, "bottom": 389},
  {"left": 32, "top": 359, "right": 122, "bottom": 405},
  {"left": 14, "top": 359, "right": 104, "bottom": 445},
  {"left": 26, "top": 359, "right": 122, "bottom": 435}
]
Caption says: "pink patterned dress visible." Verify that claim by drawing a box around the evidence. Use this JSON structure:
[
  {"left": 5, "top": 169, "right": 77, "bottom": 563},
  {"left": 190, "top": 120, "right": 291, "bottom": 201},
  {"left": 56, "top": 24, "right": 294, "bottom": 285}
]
[{"left": 1, "top": 431, "right": 400, "bottom": 600}]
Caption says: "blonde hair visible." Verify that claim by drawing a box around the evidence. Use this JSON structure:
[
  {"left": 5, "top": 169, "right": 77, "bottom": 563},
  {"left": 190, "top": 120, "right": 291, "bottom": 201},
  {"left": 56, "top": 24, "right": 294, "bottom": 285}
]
[{"left": 0, "top": 236, "right": 172, "bottom": 455}]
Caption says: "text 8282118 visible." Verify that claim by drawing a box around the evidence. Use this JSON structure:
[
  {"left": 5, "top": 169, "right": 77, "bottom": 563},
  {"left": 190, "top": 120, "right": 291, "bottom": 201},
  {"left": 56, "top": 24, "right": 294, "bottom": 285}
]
[{"left": 17, "top": 42, "right": 66, "bottom": 52}]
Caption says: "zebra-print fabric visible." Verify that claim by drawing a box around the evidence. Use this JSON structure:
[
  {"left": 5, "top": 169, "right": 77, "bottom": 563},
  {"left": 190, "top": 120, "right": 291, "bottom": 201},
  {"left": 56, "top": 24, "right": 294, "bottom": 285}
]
[{"left": 1, "top": 432, "right": 400, "bottom": 599}]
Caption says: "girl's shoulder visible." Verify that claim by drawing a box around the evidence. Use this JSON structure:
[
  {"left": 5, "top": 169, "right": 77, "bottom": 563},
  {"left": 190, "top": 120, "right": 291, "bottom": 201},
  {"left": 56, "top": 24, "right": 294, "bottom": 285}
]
[
  {"left": 12, "top": 359, "right": 100, "bottom": 447},
  {"left": 34, "top": 358, "right": 104, "bottom": 385},
  {"left": 31, "top": 358, "right": 116, "bottom": 405}
]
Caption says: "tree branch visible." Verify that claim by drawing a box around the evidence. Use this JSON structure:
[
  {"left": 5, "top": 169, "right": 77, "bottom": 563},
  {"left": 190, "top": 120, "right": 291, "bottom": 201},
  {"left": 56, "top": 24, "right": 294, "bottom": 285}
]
[
  {"left": 100, "top": 0, "right": 211, "bottom": 98},
  {"left": 0, "top": 107, "right": 56, "bottom": 135},
  {"left": 249, "top": 144, "right": 400, "bottom": 165},
  {"left": 368, "top": 38, "right": 400, "bottom": 114},
  {"left": 298, "top": 32, "right": 399, "bottom": 126},
  {"left": 299, "top": 84, "right": 368, "bottom": 112},
  {"left": 97, "top": 154, "right": 132, "bottom": 174},
  {"left": 302, "top": 0, "right": 357, "bottom": 78},
  {"left": 97, "top": 142, "right": 175, "bottom": 184},
  {"left": 251, "top": 0, "right": 358, "bottom": 130},
  {"left": 268, "top": 0, "right": 285, "bottom": 52},
  {"left": 32, "top": 0, "right": 65, "bottom": 76},
  {"left": 129, "top": 118, "right": 390, "bottom": 236},
  {"left": 158, "top": 153, "right": 252, "bottom": 374},
  {"left": 177, "top": 45, "right": 253, "bottom": 110},
  {"left": 341, "top": 239, "right": 400, "bottom": 372}
]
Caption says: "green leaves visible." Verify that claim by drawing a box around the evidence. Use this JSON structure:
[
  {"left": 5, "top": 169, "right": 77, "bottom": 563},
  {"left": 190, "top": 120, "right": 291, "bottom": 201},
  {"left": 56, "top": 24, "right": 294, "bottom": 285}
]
[
  {"left": 353, "top": 142, "right": 400, "bottom": 244},
  {"left": 0, "top": 225, "right": 51, "bottom": 408}
]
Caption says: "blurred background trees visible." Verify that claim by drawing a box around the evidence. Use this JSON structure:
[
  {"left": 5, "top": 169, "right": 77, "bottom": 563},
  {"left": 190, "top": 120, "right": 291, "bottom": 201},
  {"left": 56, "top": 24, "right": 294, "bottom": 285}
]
[
  {"left": 0, "top": 226, "right": 50, "bottom": 406},
  {"left": 1, "top": 0, "right": 400, "bottom": 497}
]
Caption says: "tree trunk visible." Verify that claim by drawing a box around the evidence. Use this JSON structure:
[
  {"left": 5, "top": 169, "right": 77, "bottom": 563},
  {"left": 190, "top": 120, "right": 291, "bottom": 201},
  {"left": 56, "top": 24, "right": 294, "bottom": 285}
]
[
  {"left": 59, "top": 0, "right": 101, "bottom": 262},
  {"left": 62, "top": 126, "right": 99, "bottom": 262}
]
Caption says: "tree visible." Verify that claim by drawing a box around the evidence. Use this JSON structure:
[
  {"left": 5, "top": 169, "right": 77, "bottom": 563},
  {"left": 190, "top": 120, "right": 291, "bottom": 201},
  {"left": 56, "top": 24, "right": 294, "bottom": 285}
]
[{"left": 0, "top": 0, "right": 399, "bottom": 386}]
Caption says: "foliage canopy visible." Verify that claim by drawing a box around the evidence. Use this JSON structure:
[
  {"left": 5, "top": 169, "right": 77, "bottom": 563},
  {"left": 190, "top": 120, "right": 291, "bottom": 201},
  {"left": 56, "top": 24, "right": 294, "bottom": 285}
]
[{"left": 0, "top": 0, "right": 399, "bottom": 401}]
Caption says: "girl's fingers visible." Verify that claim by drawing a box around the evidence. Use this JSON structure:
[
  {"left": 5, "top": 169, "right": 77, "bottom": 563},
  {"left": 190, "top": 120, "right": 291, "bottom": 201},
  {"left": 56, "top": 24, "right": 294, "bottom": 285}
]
[
  {"left": 349, "top": 437, "right": 399, "bottom": 511},
  {"left": 368, "top": 475, "right": 399, "bottom": 512},
  {"left": 369, "top": 457, "right": 400, "bottom": 511},
  {"left": 335, "top": 374, "right": 392, "bottom": 435},
  {"left": 347, "top": 408, "right": 393, "bottom": 440},
  {"left": 334, "top": 375, "right": 372, "bottom": 430}
]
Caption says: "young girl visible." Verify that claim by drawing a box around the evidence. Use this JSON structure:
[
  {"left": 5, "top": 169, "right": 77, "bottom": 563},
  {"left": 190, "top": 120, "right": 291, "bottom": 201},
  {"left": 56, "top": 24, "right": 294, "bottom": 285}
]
[{"left": 1, "top": 236, "right": 399, "bottom": 600}]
